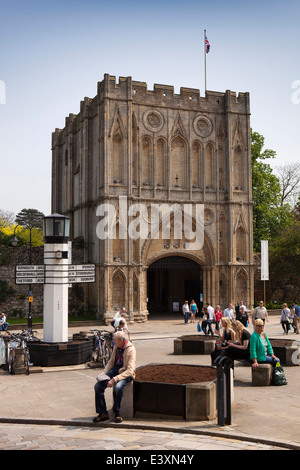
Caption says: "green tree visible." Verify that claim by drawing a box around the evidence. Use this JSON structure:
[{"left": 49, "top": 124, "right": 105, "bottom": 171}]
[
  {"left": 15, "top": 208, "right": 44, "bottom": 229},
  {"left": 269, "top": 220, "right": 300, "bottom": 285},
  {"left": 251, "top": 130, "right": 293, "bottom": 251}
]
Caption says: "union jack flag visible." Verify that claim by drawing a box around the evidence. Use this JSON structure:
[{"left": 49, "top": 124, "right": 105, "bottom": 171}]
[{"left": 205, "top": 36, "right": 210, "bottom": 53}]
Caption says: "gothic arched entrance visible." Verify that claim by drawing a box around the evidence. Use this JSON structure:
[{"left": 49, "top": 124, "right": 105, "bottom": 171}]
[{"left": 147, "top": 256, "right": 203, "bottom": 315}]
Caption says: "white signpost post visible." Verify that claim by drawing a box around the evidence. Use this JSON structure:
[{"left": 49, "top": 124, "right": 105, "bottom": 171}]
[
  {"left": 15, "top": 213, "right": 95, "bottom": 344},
  {"left": 261, "top": 240, "right": 269, "bottom": 303}
]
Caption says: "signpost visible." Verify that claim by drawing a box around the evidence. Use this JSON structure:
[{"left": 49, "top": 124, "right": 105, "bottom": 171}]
[
  {"left": 68, "top": 264, "right": 96, "bottom": 284},
  {"left": 15, "top": 264, "right": 95, "bottom": 285},
  {"left": 261, "top": 240, "right": 269, "bottom": 303},
  {"left": 15, "top": 262, "right": 95, "bottom": 343},
  {"left": 15, "top": 265, "right": 45, "bottom": 284}
]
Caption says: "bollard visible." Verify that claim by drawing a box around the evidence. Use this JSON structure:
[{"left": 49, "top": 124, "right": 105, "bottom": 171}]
[{"left": 216, "top": 355, "right": 233, "bottom": 426}]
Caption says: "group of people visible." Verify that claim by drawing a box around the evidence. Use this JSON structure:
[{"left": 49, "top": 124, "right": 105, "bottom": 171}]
[
  {"left": 181, "top": 298, "right": 300, "bottom": 370},
  {"left": 97, "top": 299, "right": 296, "bottom": 425},
  {"left": 182, "top": 300, "right": 250, "bottom": 333},
  {"left": 211, "top": 317, "right": 280, "bottom": 370},
  {"left": 206, "top": 299, "right": 300, "bottom": 369},
  {"left": 183, "top": 299, "right": 300, "bottom": 337}
]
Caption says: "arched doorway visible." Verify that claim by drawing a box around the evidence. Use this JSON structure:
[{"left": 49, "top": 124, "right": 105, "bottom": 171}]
[{"left": 147, "top": 256, "right": 203, "bottom": 315}]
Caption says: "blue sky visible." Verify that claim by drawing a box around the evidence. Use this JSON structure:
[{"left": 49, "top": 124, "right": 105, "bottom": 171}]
[{"left": 0, "top": 0, "right": 299, "bottom": 216}]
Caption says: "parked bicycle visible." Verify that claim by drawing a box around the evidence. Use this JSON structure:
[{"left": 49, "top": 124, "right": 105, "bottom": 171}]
[
  {"left": 89, "top": 329, "right": 113, "bottom": 367},
  {"left": 5, "top": 333, "right": 31, "bottom": 375},
  {"left": 19, "top": 328, "right": 41, "bottom": 343}
]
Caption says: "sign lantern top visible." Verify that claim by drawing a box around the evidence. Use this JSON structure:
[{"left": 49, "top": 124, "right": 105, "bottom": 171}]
[{"left": 43, "top": 213, "right": 70, "bottom": 244}]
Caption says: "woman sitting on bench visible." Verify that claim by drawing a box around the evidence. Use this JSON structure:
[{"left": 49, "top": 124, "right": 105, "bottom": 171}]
[
  {"left": 225, "top": 320, "right": 251, "bottom": 363},
  {"left": 250, "top": 319, "right": 280, "bottom": 368}
]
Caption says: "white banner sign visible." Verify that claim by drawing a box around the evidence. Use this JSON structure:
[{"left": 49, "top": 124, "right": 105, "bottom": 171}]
[{"left": 261, "top": 240, "right": 269, "bottom": 281}]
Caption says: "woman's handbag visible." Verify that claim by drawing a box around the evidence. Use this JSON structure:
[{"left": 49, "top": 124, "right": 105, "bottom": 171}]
[
  {"left": 273, "top": 362, "right": 287, "bottom": 386},
  {"left": 197, "top": 323, "right": 202, "bottom": 332}
]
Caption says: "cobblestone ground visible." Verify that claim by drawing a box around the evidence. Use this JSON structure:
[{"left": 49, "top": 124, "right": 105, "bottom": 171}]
[{"left": 0, "top": 422, "right": 285, "bottom": 451}]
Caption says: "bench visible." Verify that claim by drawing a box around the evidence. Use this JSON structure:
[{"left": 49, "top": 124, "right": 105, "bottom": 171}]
[
  {"left": 251, "top": 363, "right": 272, "bottom": 386},
  {"left": 231, "top": 359, "right": 272, "bottom": 386}
]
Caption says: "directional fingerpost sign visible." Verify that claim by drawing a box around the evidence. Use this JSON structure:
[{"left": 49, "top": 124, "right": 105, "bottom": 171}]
[
  {"left": 15, "top": 264, "right": 95, "bottom": 284},
  {"left": 15, "top": 265, "right": 45, "bottom": 284},
  {"left": 68, "top": 264, "right": 96, "bottom": 283}
]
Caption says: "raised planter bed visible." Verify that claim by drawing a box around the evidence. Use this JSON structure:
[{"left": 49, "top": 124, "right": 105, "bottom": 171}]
[
  {"left": 133, "top": 364, "right": 217, "bottom": 421},
  {"left": 269, "top": 338, "right": 300, "bottom": 367},
  {"left": 27, "top": 338, "right": 93, "bottom": 367},
  {"left": 174, "top": 334, "right": 218, "bottom": 355}
]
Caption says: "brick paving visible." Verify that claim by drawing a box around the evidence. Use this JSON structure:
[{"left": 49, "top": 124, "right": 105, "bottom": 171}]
[
  {"left": 0, "top": 313, "right": 299, "bottom": 451},
  {"left": 0, "top": 422, "right": 285, "bottom": 451}
]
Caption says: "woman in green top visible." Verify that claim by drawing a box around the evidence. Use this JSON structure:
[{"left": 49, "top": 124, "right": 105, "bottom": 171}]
[{"left": 250, "top": 319, "right": 280, "bottom": 368}]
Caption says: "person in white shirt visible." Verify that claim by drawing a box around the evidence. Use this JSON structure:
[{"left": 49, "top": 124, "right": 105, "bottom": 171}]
[
  {"left": 223, "top": 303, "right": 234, "bottom": 321},
  {"left": 182, "top": 301, "right": 190, "bottom": 324},
  {"left": 111, "top": 307, "right": 126, "bottom": 327},
  {"left": 252, "top": 301, "right": 269, "bottom": 325},
  {"left": 205, "top": 303, "right": 215, "bottom": 335},
  {"left": 114, "top": 313, "right": 128, "bottom": 329},
  {"left": 115, "top": 318, "right": 130, "bottom": 339}
]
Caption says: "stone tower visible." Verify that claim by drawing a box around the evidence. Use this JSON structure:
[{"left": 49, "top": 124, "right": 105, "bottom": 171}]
[{"left": 52, "top": 74, "right": 254, "bottom": 323}]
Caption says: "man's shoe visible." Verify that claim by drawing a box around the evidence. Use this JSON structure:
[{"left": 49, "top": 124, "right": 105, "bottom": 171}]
[
  {"left": 114, "top": 414, "right": 123, "bottom": 423},
  {"left": 93, "top": 412, "right": 109, "bottom": 423}
]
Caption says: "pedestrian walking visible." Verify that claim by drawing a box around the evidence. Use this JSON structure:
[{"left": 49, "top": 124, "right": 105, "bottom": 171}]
[
  {"left": 291, "top": 301, "right": 300, "bottom": 334},
  {"left": 252, "top": 301, "right": 269, "bottom": 325},
  {"left": 223, "top": 303, "right": 234, "bottom": 321},
  {"left": 214, "top": 305, "right": 223, "bottom": 333},
  {"left": 182, "top": 301, "right": 190, "bottom": 324},
  {"left": 189, "top": 300, "right": 198, "bottom": 323},
  {"left": 280, "top": 303, "right": 291, "bottom": 335}
]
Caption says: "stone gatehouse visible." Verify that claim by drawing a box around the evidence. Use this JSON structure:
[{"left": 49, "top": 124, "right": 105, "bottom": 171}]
[{"left": 51, "top": 74, "right": 254, "bottom": 323}]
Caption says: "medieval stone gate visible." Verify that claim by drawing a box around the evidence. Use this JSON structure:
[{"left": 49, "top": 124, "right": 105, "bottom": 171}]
[{"left": 51, "top": 74, "right": 254, "bottom": 323}]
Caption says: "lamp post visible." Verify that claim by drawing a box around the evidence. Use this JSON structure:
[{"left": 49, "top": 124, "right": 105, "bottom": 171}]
[
  {"left": 10, "top": 225, "right": 20, "bottom": 247},
  {"left": 11, "top": 224, "right": 34, "bottom": 332},
  {"left": 43, "top": 213, "right": 70, "bottom": 343}
]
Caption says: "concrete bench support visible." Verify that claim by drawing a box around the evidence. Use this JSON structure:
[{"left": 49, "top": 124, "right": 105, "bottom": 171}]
[
  {"left": 185, "top": 381, "right": 216, "bottom": 420},
  {"left": 120, "top": 380, "right": 134, "bottom": 418},
  {"left": 251, "top": 364, "right": 272, "bottom": 386},
  {"left": 174, "top": 337, "right": 216, "bottom": 355},
  {"left": 173, "top": 338, "right": 182, "bottom": 355}
]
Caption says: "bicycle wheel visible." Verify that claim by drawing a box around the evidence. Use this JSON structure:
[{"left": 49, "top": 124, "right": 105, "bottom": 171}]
[
  {"left": 92, "top": 343, "right": 100, "bottom": 362},
  {"left": 8, "top": 350, "right": 14, "bottom": 374},
  {"left": 24, "top": 348, "right": 30, "bottom": 375},
  {"left": 102, "top": 342, "right": 110, "bottom": 367}
]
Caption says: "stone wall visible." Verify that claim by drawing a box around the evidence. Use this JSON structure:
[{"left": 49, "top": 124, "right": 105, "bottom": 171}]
[
  {"left": 254, "top": 253, "right": 300, "bottom": 303},
  {"left": 0, "top": 245, "right": 86, "bottom": 318}
]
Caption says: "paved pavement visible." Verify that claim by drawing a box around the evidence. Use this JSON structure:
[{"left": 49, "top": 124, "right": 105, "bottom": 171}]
[{"left": 0, "top": 313, "right": 299, "bottom": 451}]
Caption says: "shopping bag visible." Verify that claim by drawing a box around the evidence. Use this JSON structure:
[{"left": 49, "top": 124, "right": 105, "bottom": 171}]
[
  {"left": 273, "top": 362, "right": 287, "bottom": 386},
  {"left": 197, "top": 323, "right": 201, "bottom": 332}
]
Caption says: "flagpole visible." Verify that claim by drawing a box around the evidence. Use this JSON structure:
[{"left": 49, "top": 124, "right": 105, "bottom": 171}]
[{"left": 204, "top": 29, "right": 207, "bottom": 92}]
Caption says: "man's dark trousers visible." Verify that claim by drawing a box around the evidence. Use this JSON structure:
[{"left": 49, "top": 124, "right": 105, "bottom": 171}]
[{"left": 94, "top": 366, "right": 132, "bottom": 415}]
